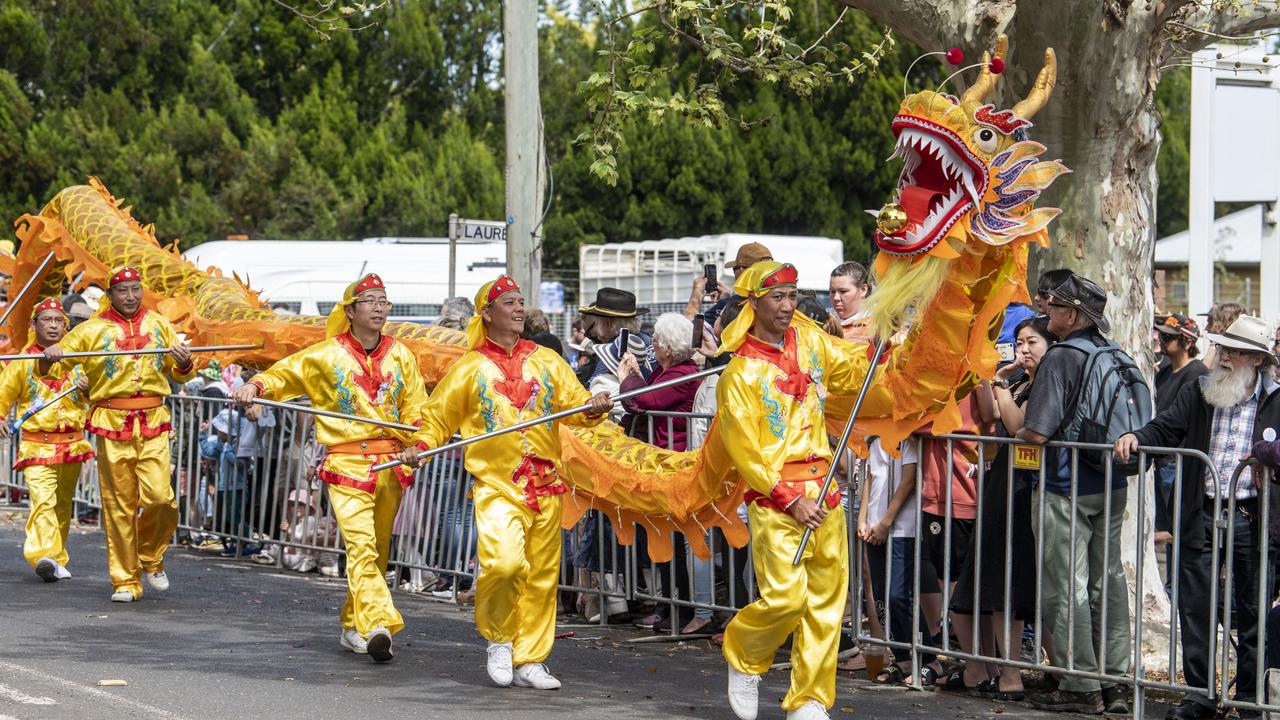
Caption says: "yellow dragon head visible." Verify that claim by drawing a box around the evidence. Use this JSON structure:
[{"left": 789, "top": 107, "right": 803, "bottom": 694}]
[{"left": 867, "top": 35, "right": 1069, "bottom": 336}]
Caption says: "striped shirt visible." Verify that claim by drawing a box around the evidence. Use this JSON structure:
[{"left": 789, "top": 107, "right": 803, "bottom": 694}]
[{"left": 1204, "top": 379, "right": 1261, "bottom": 500}]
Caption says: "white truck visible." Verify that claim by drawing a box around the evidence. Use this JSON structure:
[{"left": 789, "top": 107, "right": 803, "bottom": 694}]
[
  {"left": 578, "top": 233, "right": 845, "bottom": 311},
  {"left": 183, "top": 236, "right": 506, "bottom": 323}
]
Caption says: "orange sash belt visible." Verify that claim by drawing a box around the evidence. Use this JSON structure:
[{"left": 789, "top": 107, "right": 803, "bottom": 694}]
[
  {"left": 328, "top": 438, "right": 404, "bottom": 455},
  {"left": 24, "top": 430, "right": 83, "bottom": 444},
  {"left": 95, "top": 396, "right": 163, "bottom": 411},
  {"left": 778, "top": 457, "right": 831, "bottom": 483}
]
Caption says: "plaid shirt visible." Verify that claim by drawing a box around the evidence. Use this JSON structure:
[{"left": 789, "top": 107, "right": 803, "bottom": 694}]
[{"left": 1204, "top": 379, "right": 1261, "bottom": 500}]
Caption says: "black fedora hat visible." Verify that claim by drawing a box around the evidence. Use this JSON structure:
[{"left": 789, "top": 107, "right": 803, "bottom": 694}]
[
  {"left": 1046, "top": 273, "right": 1110, "bottom": 334},
  {"left": 578, "top": 288, "right": 650, "bottom": 318}
]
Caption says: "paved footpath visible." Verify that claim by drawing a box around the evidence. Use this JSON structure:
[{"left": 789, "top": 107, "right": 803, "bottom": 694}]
[{"left": 0, "top": 517, "right": 1087, "bottom": 720}]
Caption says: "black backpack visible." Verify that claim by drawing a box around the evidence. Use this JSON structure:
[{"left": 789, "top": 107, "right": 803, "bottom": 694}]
[{"left": 1053, "top": 336, "right": 1153, "bottom": 476}]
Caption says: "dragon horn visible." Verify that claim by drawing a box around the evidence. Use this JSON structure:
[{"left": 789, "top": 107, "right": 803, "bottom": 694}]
[
  {"left": 1012, "top": 48, "right": 1057, "bottom": 120},
  {"left": 960, "top": 34, "right": 1007, "bottom": 105}
]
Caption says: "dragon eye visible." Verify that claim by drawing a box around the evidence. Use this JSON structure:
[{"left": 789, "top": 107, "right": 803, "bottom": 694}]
[{"left": 972, "top": 127, "right": 1000, "bottom": 153}]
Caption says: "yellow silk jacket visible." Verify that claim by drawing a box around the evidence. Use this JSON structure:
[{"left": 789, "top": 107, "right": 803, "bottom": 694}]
[
  {"left": 0, "top": 346, "right": 94, "bottom": 468},
  {"left": 56, "top": 308, "right": 195, "bottom": 439},
  {"left": 716, "top": 320, "right": 868, "bottom": 512},
  {"left": 411, "top": 338, "right": 603, "bottom": 511},
  {"left": 250, "top": 332, "right": 429, "bottom": 493}
]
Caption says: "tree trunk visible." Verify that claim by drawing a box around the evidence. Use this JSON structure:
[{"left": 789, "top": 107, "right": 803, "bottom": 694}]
[{"left": 1007, "top": 9, "right": 1170, "bottom": 668}]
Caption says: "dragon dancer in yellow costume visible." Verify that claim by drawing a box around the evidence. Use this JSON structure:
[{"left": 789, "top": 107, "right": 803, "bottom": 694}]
[
  {"left": 234, "top": 273, "right": 428, "bottom": 663},
  {"left": 0, "top": 297, "right": 93, "bottom": 583},
  {"left": 717, "top": 261, "right": 863, "bottom": 720},
  {"left": 399, "top": 275, "right": 611, "bottom": 691},
  {"left": 44, "top": 267, "right": 195, "bottom": 603}
]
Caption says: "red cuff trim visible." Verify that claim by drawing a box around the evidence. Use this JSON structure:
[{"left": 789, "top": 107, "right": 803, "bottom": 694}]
[
  {"left": 249, "top": 378, "right": 266, "bottom": 393},
  {"left": 745, "top": 486, "right": 840, "bottom": 512},
  {"left": 414, "top": 440, "right": 430, "bottom": 453},
  {"left": 768, "top": 481, "right": 802, "bottom": 510}
]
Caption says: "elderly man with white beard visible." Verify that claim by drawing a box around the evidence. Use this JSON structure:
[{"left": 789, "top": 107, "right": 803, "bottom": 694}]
[{"left": 1116, "top": 314, "right": 1280, "bottom": 720}]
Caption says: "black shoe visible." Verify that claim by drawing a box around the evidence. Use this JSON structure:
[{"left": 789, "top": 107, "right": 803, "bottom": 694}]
[
  {"left": 1028, "top": 690, "right": 1104, "bottom": 714},
  {"left": 1164, "top": 700, "right": 1215, "bottom": 720},
  {"left": 1101, "top": 685, "right": 1130, "bottom": 715}
]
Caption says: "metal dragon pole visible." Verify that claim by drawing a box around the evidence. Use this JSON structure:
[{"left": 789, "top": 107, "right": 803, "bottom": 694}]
[
  {"left": 0, "top": 252, "right": 56, "bottom": 328},
  {"left": 0, "top": 343, "right": 262, "bottom": 362},
  {"left": 793, "top": 337, "right": 888, "bottom": 566},
  {"left": 11, "top": 384, "right": 79, "bottom": 432},
  {"left": 248, "top": 398, "right": 419, "bottom": 433},
  {"left": 370, "top": 364, "right": 727, "bottom": 472}
]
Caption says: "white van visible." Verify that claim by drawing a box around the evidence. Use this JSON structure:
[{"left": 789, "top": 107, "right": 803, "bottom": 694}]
[
  {"left": 183, "top": 237, "right": 507, "bottom": 323},
  {"left": 579, "top": 233, "right": 845, "bottom": 310}
]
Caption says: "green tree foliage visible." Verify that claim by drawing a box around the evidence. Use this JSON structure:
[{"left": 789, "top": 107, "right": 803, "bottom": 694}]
[
  {"left": 1155, "top": 67, "right": 1190, "bottom": 239},
  {"left": 0, "top": 0, "right": 1190, "bottom": 270}
]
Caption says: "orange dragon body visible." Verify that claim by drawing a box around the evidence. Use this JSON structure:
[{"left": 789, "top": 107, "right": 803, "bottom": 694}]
[{"left": 5, "top": 37, "right": 1065, "bottom": 560}]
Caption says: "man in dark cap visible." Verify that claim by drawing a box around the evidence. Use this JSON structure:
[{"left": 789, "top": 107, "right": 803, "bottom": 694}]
[{"left": 1016, "top": 272, "right": 1133, "bottom": 715}]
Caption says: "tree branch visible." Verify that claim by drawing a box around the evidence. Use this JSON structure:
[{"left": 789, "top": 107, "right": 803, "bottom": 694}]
[
  {"left": 1166, "top": 0, "right": 1280, "bottom": 53},
  {"left": 838, "top": 0, "right": 953, "bottom": 49}
]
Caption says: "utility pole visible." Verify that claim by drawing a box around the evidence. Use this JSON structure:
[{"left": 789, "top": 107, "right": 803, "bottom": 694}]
[{"left": 503, "top": 1, "right": 544, "bottom": 307}]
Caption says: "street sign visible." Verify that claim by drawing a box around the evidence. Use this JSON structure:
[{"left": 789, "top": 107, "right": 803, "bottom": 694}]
[
  {"left": 449, "top": 215, "right": 509, "bottom": 298},
  {"left": 457, "top": 218, "right": 507, "bottom": 243}
]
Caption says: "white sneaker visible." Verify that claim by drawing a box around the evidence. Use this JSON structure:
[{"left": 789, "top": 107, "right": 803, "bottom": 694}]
[
  {"left": 54, "top": 564, "right": 72, "bottom": 580},
  {"left": 366, "top": 627, "right": 393, "bottom": 662},
  {"left": 110, "top": 589, "right": 136, "bottom": 603},
  {"left": 340, "top": 628, "right": 368, "bottom": 654},
  {"left": 35, "top": 558, "right": 59, "bottom": 583},
  {"left": 787, "top": 700, "right": 830, "bottom": 720},
  {"left": 513, "top": 663, "right": 562, "bottom": 690},
  {"left": 486, "top": 642, "right": 514, "bottom": 686},
  {"left": 318, "top": 565, "right": 339, "bottom": 578},
  {"left": 145, "top": 571, "right": 170, "bottom": 592},
  {"left": 727, "top": 666, "right": 762, "bottom": 720}
]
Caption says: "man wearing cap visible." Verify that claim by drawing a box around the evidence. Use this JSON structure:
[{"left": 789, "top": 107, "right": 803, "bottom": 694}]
[
  {"left": 1016, "top": 272, "right": 1132, "bottom": 714},
  {"left": 716, "top": 261, "right": 868, "bottom": 720},
  {"left": 0, "top": 298, "right": 93, "bottom": 582},
  {"left": 233, "top": 273, "right": 428, "bottom": 662},
  {"left": 44, "top": 268, "right": 194, "bottom": 602},
  {"left": 695, "top": 242, "right": 773, "bottom": 328},
  {"left": 1117, "top": 314, "right": 1280, "bottom": 719},
  {"left": 398, "top": 275, "right": 611, "bottom": 691}
]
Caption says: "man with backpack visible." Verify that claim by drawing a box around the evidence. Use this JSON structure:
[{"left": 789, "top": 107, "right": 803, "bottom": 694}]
[
  {"left": 1116, "top": 314, "right": 1280, "bottom": 719},
  {"left": 1016, "top": 273, "right": 1148, "bottom": 715}
]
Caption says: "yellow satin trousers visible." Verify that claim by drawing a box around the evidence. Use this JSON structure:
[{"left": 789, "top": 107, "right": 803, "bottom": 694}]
[
  {"left": 96, "top": 434, "right": 177, "bottom": 598},
  {"left": 723, "top": 502, "right": 849, "bottom": 712},
  {"left": 22, "top": 463, "right": 82, "bottom": 568},
  {"left": 473, "top": 483, "right": 562, "bottom": 665},
  {"left": 328, "top": 470, "right": 405, "bottom": 636}
]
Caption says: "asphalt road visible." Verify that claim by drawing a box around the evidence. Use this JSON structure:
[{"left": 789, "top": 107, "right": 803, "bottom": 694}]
[{"left": 0, "top": 515, "right": 1072, "bottom": 720}]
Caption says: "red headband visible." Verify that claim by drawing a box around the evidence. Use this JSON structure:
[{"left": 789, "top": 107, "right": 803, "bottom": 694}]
[
  {"left": 760, "top": 264, "right": 799, "bottom": 290},
  {"left": 353, "top": 273, "right": 384, "bottom": 296},
  {"left": 109, "top": 266, "right": 142, "bottom": 287},
  {"left": 32, "top": 297, "right": 66, "bottom": 320},
  {"left": 486, "top": 275, "right": 520, "bottom": 304}
]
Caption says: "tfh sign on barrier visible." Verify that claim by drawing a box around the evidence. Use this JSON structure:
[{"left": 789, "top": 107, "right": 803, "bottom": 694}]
[{"left": 1013, "top": 444, "right": 1043, "bottom": 470}]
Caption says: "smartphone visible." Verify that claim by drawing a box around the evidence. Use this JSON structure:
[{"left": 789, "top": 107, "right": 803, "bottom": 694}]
[
  {"left": 618, "top": 328, "right": 630, "bottom": 355},
  {"left": 703, "top": 264, "right": 718, "bottom": 301},
  {"left": 692, "top": 313, "right": 704, "bottom": 350}
]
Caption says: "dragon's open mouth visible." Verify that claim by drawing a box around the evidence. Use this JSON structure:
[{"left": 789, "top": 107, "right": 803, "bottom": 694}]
[{"left": 875, "top": 116, "right": 988, "bottom": 256}]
